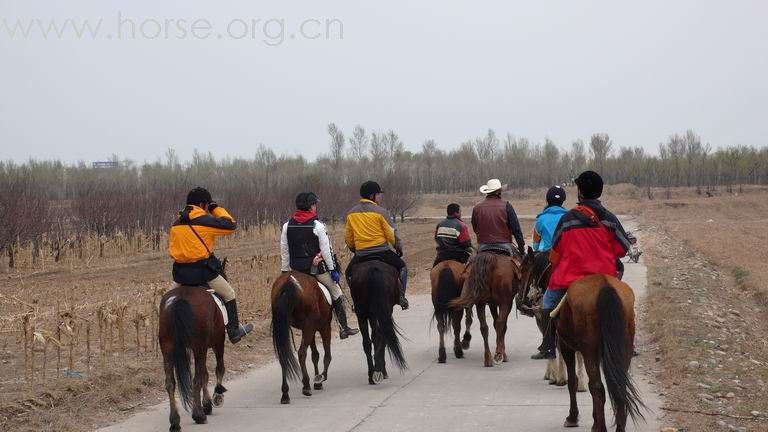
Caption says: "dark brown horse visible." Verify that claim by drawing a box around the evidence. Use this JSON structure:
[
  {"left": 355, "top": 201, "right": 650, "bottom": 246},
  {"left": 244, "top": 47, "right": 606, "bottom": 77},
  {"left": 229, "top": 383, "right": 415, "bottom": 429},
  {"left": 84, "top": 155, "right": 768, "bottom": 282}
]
[
  {"left": 430, "top": 260, "right": 473, "bottom": 363},
  {"left": 349, "top": 260, "right": 407, "bottom": 384},
  {"left": 450, "top": 251, "right": 532, "bottom": 367},
  {"left": 271, "top": 271, "right": 333, "bottom": 404},
  {"left": 555, "top": 274, "right": 645, "bottom": 431},
  {"left": 159, "top": 277, "right": 228, "bottom": 430}
]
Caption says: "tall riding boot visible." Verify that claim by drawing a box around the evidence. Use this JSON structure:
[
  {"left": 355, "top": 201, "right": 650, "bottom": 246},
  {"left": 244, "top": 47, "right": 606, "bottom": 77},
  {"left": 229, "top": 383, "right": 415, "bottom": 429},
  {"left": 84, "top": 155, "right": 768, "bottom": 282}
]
[
  {"left": 531, "top": 309, "right": 556, "bottom": 359},
  {"left": 224, "top": 300, "right": 254, "bottom": 344},
  {"left": 398, "top": 267, "right": 409, "bottom": 310},
  {"left": 333, "top": 297, "right": 359, "bottom": 339}
]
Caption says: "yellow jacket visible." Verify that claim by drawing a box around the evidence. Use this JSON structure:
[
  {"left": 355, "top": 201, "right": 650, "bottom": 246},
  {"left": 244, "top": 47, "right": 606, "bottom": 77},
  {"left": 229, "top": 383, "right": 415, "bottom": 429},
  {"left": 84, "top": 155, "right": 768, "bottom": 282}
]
[
  {"left": 345, "top": 199, "right": 402, "bottom": 255},
  {"left": 169, "top": 205, "right": 236, "bottom": 264}
]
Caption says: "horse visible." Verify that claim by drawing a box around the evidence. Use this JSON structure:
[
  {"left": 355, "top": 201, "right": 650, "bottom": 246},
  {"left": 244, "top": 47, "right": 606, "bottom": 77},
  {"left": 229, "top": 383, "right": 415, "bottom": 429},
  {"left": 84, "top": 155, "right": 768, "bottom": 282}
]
[
  {"left": 158, "top": 261, "right": 230, "bottom": 431},
  {"left": 348, "top": 260, "right": 408, "bottom": 384},
  {"left": 450, "top": 250, "right": 531, "bottom": 367},
  {"left": 270, "top": 271, "right": 333, "bottom": 404},
  {"left": 430, "top": 260, "right": 473, "bottom": 363},
  {"left": 554, "top": 274, "right": 645, "bottom": 431}
]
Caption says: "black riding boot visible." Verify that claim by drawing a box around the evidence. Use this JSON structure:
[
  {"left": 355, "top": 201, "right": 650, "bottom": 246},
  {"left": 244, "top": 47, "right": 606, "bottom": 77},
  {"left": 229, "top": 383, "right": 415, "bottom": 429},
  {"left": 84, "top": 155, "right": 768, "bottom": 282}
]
[
  {"left": 224, "top": 300, "right": 254, "bottom": 344},
  {"left": 333, "top": 297, "right": 359, "bottom": 339},
  {"left": 398, "top": 267, "right": 409, "bottom": 310},
  {"left": 531, "top": 309, "right": 556, "bottom": 360}
]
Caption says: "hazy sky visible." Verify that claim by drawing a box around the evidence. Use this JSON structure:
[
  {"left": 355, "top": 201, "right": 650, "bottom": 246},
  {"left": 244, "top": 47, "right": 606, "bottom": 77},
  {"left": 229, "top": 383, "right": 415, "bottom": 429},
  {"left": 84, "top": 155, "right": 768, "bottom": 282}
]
[{"left": 2, "top": 1, "right": 767, "bottom": 163}]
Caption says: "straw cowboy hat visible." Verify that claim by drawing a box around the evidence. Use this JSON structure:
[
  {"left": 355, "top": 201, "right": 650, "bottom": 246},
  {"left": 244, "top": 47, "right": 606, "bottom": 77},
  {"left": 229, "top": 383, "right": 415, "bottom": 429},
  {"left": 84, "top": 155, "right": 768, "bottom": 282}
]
[{"left": 479, "top": 178, "right": 507, "bottom": 194}]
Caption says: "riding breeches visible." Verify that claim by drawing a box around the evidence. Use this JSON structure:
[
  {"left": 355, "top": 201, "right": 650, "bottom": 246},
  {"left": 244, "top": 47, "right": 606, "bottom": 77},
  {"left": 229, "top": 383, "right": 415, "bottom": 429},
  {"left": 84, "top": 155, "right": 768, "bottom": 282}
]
[
  {"left": 315, "top": 272, "right": 343, "bottom": 301},
  {"left": 172, "top": 275, "right": 236, "bottom": 302}
]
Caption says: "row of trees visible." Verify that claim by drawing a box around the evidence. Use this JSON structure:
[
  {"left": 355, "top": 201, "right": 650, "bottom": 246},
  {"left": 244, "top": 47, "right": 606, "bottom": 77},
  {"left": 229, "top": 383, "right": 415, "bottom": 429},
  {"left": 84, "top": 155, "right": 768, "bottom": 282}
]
[{"left": 2, "top": 126, "right": 767, "bottom": 269}]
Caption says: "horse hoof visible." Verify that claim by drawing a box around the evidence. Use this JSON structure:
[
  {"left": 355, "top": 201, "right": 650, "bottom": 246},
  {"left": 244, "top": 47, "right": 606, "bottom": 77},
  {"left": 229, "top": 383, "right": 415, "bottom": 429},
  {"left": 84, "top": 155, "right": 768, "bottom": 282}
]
[
  {"left": 556, "top": 381, "right": 567, "bottom": 387},
  {"left": 383, "top": 372, "right": 389, "bottom": 380},
  {"left": 203, "top": 401, "right": 213, "bottom": 415},
  {"left": 280, "top": 397, "right": 290, "bottom": 405},
  {"left": 493, "top": 354, "right": 503, "bottom": 365},
  {"left": 314, "top": 374, "right": 324, "bottom": 384},
  {"left": 314, "top": 383, "right": 323, "bottom": 390},
  {"left": 213, "top": 393, "right": 224, "bottom": 407},
  {"left": 169, "top": 425, "right": 181, "bottom": 432},
  {"left": 438, "top": 356, "right": 446, "bottom": 364},
  {"left": 563, "top": 418, "right": 579, "bottom": 428},
  {"left": 302, "top": 389, "right": 312, "bottom": 397},
  {"left": 462, "top": 339, "right": 471, "bottom": 350},
  {"left": 372, "top": 371, "right": 383, "bottom": 384},
  {"left": 192, "top": 414, "right": 207, "bottom": 424}
]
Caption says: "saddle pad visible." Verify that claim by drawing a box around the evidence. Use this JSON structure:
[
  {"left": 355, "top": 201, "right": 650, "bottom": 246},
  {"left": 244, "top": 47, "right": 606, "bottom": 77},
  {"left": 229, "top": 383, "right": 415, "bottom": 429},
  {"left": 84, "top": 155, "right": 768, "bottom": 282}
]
[
  {"left": 316, "top": 282, "right": 333, "bottom": 305},
  {"left": 208, "top": 290, "right": 229, "bottom": 325},
  {"left": 550, "top": 293, "right": 568, "bottom": 318}
]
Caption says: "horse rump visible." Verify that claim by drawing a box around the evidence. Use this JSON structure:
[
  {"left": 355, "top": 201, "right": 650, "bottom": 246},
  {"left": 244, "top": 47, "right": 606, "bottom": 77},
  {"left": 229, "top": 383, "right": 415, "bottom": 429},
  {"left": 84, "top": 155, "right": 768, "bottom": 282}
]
[
  {"left": 271, "top": 279, "right": 302, "bottom": 382},
  {"left": 167, "top": 298, "right": 195, "bottom": 412},
  {"left": 450, "top": 253, "right": 496, "bottom": 308},
  {"left": 367, "top": 265, "right": 408, "bottom": 370},
  {"left": 432, "top": 265, "right": 461, "bottom": 333},
  {"left": 597, "top": 284, "right": 645, "bottom": 424}
]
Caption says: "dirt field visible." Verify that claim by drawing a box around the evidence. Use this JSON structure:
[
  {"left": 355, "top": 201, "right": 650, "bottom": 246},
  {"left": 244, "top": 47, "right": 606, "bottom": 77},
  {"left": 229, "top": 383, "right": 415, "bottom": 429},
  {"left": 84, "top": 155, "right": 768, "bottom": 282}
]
[{"left": 2, "top": 185, "right": 768, "bottom": 431}]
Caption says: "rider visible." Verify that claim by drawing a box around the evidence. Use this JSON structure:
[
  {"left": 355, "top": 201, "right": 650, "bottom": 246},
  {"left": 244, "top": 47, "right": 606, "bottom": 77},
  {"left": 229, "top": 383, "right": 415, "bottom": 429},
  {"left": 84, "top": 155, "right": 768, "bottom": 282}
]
[
  {"left": 169, "top": 187, "right": 254, "bottom": 344},
  {"left": 433, "top": 203, "right": 473, "bottom": 266},
  {"left": 345, "top": 181, "right": 409, "bottom": 310},
  {"left": 471, "top": 178, "right": 525, "bottom": 256},
  {"left": 539, "top": 171, "right": 630, "bottom": 357},
  {"left": 280, "top": 192, "right": 359, "bottom": 339},
  {"left": 529, "top": 185, "right": 567, "bottom": 360}
]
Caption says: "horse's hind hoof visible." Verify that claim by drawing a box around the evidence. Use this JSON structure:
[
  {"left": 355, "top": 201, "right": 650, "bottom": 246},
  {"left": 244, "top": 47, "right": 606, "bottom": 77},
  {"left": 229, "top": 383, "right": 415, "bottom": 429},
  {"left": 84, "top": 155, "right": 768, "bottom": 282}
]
[
  {"left": 302, "top": 388, "right": 312, "bottom": 397},
  {"left": 213, "top": 393, "right": 224, "bottom": 407},
  {"left": 372, "top": 371, "right": 383, "bottom": 384},
  {"left": 438, "top": 356, "right": 446, "bottom": 364},
  {"left": 314, "top": 383, "right": 323, "bottom": 390},
  {"left": 555, "top": 381, "right": 567, "bottom": 387},
  {"left": 493, "top": 354, "right": 503, "bottom": 365},
  {"left": 454, "top": 348, "right": 464, "bottom": 359},
  {"left": 192, "top": 414, "right": 207, "bottom": 424},
  {"left": 461, "top": 338, "right": 471, "bottom": 350},
  {"left": 203, "top": 400, "right": 213, "bottom": 415},
  {"left": 280, "top": 397, "right": 290, "bottom": 405},
  {"left": 314, "top": 374, "right": 324, "bottom": 384},
  {"left": 563, "top": 417, "right": 579, "bottom": 428}
]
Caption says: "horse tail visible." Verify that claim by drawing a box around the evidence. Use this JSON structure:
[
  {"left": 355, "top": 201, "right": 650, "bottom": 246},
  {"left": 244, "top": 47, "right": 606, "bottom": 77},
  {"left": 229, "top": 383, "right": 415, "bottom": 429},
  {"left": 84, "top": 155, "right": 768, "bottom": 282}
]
[
  {"left": 271, "top": 279, "right": 301, "bottom": 382},
  {"left": 597, "top": 284, "right": 646, "bottom": 424},
  {"left": 369, "top": 266, "right": 408, "bottom": 370},
  {"left": 450, "top": 254, "right": 495, "bottom": 308},
  {"left": 169, "top": 298, "right": 195, "bottom": 411},
  {"left": 432, "top": 266, "right": 461, "bottom": 333}
]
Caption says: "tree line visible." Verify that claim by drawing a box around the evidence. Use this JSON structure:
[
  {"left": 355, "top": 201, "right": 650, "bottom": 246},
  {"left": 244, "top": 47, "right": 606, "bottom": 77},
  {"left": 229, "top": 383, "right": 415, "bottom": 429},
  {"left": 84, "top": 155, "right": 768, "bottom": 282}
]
[{"left": 2, "top": 125, "right": 767, "bottom": 269}]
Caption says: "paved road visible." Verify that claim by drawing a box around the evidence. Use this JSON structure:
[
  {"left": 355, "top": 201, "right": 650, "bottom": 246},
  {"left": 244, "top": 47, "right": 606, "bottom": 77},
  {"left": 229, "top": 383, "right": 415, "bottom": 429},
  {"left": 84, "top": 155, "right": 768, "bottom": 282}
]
[{"left": 103, "top": 221, "right": 663, "bottom": 432}]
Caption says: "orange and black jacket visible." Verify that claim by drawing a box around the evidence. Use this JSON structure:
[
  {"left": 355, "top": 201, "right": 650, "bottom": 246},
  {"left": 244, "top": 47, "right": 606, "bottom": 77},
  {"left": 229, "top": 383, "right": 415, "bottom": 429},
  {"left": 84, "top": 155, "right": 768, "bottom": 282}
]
[{"left": 169, "top": 205, "right": 236, "bottom": 285}]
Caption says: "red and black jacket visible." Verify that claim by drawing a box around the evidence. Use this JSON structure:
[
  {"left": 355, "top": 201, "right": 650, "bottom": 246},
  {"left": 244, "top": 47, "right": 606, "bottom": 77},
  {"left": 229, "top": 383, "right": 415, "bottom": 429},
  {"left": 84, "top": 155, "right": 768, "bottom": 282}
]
[{"left": 548, "top": 199, "right": 629, "bottom": 290}]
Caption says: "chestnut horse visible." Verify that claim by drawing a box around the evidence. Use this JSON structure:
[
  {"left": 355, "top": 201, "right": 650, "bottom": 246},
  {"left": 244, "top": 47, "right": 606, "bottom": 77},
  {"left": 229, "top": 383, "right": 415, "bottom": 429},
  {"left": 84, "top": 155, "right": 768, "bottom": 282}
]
[
  {"left": 271, "top": 272, "right": 333, "bottom": 404},
  {"left": 555, "top": 274, "right": 645, "bottom": 431},
  {"left": 158, "top": 263, "right": 230, "bottom": 431},
  {"left": 430, "top": 260, "right": 473, "bottom": 363},
  {"left": 349, "top": 260, "right": 407, "bottom": 384},
  {"left": 450, "top": 251, "right": 532, "bottom": 367}
]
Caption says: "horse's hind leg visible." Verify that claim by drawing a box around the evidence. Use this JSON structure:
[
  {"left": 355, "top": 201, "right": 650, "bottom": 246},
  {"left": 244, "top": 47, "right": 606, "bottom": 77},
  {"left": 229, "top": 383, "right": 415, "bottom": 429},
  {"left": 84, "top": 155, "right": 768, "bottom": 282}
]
[
  {"left": 191, "top": 350, "right": 208, "bottom": 424},
  {"left": 452, "top": 309, "right": 464, "bottom": 359},
  {"left": 583, "top": 352, "right": 607, "bottom": 432},
  {"left": 476, "top": 303, "right": 493, "bottom": 367},
  {"left": 213, "top": 337, "right": 226, "bottom": 407},
  {"left": 493, "top": 303, "right": 511, "bottom": 364},
  {"left": 299, "top": 331, "right": 312, "bottom": 397},
  {"left": 311, "top": 336, "right": 324, "bottom": 390},
  {"left": 462, "top": 307, "right": 472, "bottom": 350},
  {"left": 437, "top": 314, "right": 447, "bottom": 363},
  {"left": 576, "top": 352, "right": 587, "bottom": 392},
  {"left": 318, "top": 324, "right": 332, "bottom": 386},
  {"left": 358, "top": 318, "right": 376, "bottom": 385},
  {"left": 370, "top": 318, "right": 386, "bottom": 383},
  {"left": 560, "top": 344, "right": 579, "bottom": 428},
  {"left": 202, "top": 352, "right": 213, "bottom": 415},
  {"left": 163, "top": 355, "right": 181, "bottom": 432}
]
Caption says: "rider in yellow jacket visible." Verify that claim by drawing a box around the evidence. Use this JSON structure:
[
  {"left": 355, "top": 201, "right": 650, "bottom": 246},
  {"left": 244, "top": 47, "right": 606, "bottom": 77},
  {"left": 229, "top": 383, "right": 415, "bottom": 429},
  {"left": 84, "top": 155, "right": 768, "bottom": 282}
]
[{"left": 169, "top": 187, "right": 254, "bottom": 343}]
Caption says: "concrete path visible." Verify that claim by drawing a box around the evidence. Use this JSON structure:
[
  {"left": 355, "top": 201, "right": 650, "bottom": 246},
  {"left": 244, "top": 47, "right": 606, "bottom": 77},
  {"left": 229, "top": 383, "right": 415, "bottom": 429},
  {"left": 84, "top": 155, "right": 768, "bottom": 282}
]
[{"left": 103, "top": 220, "right": 663, "bottom": 432}]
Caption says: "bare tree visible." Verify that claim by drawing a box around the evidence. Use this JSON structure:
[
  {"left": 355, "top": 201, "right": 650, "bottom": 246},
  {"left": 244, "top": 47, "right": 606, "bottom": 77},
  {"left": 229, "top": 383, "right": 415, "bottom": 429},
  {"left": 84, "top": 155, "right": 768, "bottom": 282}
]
[
  {"left": 589, "top": 133, "right": 613, "bottom": 175},
  {"left": 328, "top": 123, "right": 345, "bottom": 171}
]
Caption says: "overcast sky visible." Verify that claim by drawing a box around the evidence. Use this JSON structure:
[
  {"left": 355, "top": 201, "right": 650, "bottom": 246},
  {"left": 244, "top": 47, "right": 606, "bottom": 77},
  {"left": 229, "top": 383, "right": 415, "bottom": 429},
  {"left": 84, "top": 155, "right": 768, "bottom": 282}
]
[{"left": 2, "top": 0, "right": 767, "bottom": 164}]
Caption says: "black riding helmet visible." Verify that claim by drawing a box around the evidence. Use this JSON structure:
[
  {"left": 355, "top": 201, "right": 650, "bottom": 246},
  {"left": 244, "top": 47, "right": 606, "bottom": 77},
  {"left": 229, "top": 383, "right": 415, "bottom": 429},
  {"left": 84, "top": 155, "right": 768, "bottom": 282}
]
[
  {"left": 186, "top": 187, "right": 212, "bottom": 205},
  {"left": 360, "top": 181, "right": 383, "bottom": 199},
  {"left": 574, "top": 171, "right": 603, "bottom": 200},
  {"left": 295, "top": 192, "right": 319, "bottom": 211},
  {"left": 546, "top": 185, "right": 566, "bottom": 206}
]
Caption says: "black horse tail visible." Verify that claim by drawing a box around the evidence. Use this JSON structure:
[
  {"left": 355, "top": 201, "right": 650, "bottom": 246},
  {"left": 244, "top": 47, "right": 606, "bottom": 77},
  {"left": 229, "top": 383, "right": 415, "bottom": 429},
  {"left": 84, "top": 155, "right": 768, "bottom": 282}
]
[
  {"left": 450, "top": 254, "right": 495, "bottom": 308},
  {"left": 272, "top": 279, "right": 301, "bottom": 382},
  {"left": 432, "top": 266, "right": 461, "bottom": 333},
  {"left": 369, "top": 266, "right": 408, "bottom": 370},
  {"left": 597, "top": 284, "right": 646, "bottom": 425},
  {"left": 169, "top": 298, "right": 195, "bottom": 412}
]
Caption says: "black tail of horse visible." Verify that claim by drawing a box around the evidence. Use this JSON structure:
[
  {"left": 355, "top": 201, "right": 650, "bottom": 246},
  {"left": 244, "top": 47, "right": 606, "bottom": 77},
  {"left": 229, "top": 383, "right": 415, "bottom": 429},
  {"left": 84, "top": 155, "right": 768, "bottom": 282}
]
[
  {"left": 169, "top": 298, "right": 195, "bottom": 411},
  {"left": 272, "top": 279, "right": 301, "bottom": 382},
  {"left": 368, "top": 266, "right": 408, "bottom": 370},
  {"left": 433, "top": 266, "right": 461, "bottom": 333},
  {"left": 450, "top": 254, "right": 495, "bottom": 308},
  {"left": 597, "top": 284, "right": 645, "bottom": 424}
]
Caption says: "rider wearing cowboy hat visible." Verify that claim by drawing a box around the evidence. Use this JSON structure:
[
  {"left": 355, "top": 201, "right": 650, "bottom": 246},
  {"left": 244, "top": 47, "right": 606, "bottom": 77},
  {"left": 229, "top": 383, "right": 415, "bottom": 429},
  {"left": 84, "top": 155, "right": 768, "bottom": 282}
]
[
  {"left": 280, "top": 192, "right": 359, "bottom": 339},
  {"left": 471, "top": 178, "right": 526, "bottom": 256}
]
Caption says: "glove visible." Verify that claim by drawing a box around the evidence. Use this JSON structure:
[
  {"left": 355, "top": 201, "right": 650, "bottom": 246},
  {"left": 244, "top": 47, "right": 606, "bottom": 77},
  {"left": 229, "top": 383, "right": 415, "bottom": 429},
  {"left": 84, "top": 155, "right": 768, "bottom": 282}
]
[
  {"left": 208, "top": 201, "right": 219, "bottom": 212},
  {"left": 331, "top": 270, "right": 341, "bottom": 284}
]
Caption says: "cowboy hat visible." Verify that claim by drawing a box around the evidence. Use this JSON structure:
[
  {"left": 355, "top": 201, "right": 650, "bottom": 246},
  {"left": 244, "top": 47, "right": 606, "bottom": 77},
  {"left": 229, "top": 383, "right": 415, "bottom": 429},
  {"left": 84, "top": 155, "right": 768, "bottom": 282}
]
[{"left": 479, "top": 178, "right": 507, "bottom": 194}]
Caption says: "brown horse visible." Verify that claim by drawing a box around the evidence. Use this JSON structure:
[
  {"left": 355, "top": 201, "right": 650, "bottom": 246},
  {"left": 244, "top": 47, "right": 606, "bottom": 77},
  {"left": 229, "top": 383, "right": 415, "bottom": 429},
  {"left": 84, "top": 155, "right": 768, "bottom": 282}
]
[
  {"left": 271, "top": 271, "right": 333, "bottom": 404},
  {"left": 430, "top": 260, "right": 473, "bottom": 363},
  {"left": 159, "top": 281, "right": 227, "bottom": 431},
  {"left": 450, "top": 251, "right": 532, "bottom": 367},
  {"left": 349, "top": 260, "right": 407, "bottom": 384},
  {"left": 555, "top": 274, "right": 645, "bottom": 431}
]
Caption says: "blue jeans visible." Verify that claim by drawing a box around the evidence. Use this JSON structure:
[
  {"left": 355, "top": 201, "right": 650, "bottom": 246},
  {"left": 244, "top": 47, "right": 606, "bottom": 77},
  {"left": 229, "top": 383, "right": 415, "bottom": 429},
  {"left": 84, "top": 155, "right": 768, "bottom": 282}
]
[{"left": 543, "top": 288, "right": 566, "bottom": 310}]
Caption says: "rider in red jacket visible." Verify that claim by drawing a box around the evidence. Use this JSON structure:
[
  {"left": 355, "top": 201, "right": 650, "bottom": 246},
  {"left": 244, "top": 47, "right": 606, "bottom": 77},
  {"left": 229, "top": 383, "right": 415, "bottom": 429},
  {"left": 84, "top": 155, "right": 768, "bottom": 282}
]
[{"left": 538, "top": 171, "right": 630, "bottom": 359}]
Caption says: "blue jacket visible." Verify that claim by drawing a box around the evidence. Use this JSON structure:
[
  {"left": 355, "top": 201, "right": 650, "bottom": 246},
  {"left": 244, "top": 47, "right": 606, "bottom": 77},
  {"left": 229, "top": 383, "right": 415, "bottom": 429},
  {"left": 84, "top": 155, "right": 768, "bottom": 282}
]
[{"left": 533, "top": 205, "right": 567, "bottom": 252}]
